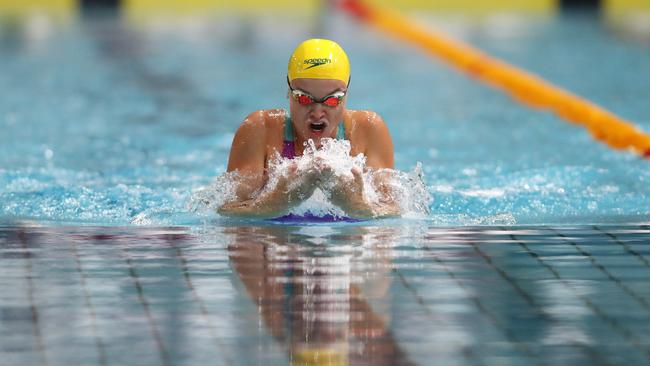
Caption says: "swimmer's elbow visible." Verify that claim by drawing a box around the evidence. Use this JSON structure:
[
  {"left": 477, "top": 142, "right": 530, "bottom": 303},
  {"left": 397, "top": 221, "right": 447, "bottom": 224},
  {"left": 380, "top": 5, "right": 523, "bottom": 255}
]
[
  {"left": 342, "top": 201, "right": 401, "bottom": 219},
  {"left": 216, "top": 201, "right": 246, "bottom": 217},
  {"left": 217, "top": 198, "right": 287, "bottom": 219},
  {"left": 217, "top": 199, "right": 261, "bottom": 217},
  {"left": 373, "top": 203, "right": 402, "bottom": 219}
]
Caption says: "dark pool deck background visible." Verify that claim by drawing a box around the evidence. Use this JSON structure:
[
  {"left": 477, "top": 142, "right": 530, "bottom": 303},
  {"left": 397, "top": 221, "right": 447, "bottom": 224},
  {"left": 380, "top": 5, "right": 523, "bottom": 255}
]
[{"left": 2, "top": 224, "right": 649, "bottom": 366}]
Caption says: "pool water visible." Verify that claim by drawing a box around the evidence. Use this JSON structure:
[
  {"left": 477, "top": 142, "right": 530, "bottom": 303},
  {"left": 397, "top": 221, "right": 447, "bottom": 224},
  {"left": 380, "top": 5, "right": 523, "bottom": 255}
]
[
  {"left": 1, "top": 8, "right": 650, "bottom": 366},
  {"left": 1, "top": 12, "right": 649, "bottom": 225}
]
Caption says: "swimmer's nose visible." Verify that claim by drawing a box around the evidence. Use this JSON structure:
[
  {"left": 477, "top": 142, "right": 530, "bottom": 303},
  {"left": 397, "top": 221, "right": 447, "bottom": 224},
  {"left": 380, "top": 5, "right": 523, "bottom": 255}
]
[{"left": 309, "top": 103, "right": 327, "bottom": 120}]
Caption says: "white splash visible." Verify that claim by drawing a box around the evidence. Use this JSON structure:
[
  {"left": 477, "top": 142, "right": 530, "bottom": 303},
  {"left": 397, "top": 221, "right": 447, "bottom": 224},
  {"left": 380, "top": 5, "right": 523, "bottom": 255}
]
[
  {"left": 190, "top": 138, "right": 432, "bottom": 218},
  {"left": 188, "top": 171, "right": 238, "bottom": 214}
]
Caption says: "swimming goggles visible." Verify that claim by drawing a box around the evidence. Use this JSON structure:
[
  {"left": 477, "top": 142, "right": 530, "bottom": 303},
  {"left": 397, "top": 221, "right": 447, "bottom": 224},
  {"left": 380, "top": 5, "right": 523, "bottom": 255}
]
[{"left": 288, "top": 80, "right": 346, "bottom": 107}]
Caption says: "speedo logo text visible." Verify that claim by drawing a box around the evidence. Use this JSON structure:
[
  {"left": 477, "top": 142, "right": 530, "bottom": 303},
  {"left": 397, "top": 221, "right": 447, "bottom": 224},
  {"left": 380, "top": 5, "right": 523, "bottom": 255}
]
[{"left": 303, "top": 58, "right": 331, "bottom": 69}]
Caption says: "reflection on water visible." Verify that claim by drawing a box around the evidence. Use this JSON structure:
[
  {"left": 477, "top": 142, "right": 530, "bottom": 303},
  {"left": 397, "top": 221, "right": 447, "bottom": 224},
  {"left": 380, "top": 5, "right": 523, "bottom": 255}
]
[
  {"left": 226, "top": 225, "right": 413, "bottom": 365},
  {"left": 2, "top": 224, "right": 650, "bottom": 365}
]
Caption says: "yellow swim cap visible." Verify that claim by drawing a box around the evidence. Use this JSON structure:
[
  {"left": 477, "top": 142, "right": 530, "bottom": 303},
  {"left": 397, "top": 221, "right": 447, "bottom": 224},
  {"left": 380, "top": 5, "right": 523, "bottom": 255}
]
[{"left": 288, "top": 39, "right": 350, "bottom": 86}]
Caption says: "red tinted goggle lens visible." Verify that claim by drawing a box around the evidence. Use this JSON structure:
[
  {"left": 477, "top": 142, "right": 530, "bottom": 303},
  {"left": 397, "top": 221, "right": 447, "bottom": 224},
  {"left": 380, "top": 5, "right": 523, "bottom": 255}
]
[
  {"left": 322, "top": 96, "right": 342, "bottom": 107},
  {"left": 293, "top": 91, "right": 344, "bottom": 107},
  {"left": 297, "top": 94, "right": 315, "bottom": 105}
]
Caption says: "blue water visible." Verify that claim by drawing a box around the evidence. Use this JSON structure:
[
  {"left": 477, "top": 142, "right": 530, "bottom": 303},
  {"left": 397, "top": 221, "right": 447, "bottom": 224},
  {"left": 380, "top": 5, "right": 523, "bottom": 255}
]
[
  {"left": 2, "top": 9, "right": 650, "bottom": 366},
  {"left": 1, "top": 12, "right": 649, "bottom": 225}
]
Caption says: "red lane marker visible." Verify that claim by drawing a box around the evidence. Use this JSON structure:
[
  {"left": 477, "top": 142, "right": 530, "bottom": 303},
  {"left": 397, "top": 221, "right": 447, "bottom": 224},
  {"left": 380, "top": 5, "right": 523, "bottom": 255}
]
[{"left": 338, "top": 0, "right": 373, "bottom": 20}]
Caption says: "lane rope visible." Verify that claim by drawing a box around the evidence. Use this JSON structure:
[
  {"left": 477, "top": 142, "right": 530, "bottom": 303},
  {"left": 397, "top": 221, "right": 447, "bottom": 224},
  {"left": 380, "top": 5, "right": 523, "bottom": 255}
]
[{"left": 338, "top": 0, "right": 650, "bottom": 158}]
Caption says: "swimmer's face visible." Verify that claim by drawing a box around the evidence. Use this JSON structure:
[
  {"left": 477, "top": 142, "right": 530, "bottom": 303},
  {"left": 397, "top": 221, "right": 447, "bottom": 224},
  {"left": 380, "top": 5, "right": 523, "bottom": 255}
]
[{"left": 288, "top": 78, "right": 347, "bottom": 146}]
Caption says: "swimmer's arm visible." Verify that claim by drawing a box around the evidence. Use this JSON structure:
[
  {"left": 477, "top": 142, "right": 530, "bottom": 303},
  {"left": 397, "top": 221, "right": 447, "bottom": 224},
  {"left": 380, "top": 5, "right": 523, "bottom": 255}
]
[
  {"left": 368, "top": 169, "right": 402, "bottom": 217},
  {"left": 220, "top": 113, "right": 319, "bottom": 218},
  {"left": 218, "top": 111, "right": 292, "bottom": 218},
  {"left": 327, "top": 168, "right": 401, "bottom": 218},
  {"left": 328, "top": 112, "right": 400, "bottom": 218},
  {"left": 218, "top": 165, "right": 319, "bottom": 218},
  {"left": 365, "top": 113, "right": 401, "bottom": 217}
]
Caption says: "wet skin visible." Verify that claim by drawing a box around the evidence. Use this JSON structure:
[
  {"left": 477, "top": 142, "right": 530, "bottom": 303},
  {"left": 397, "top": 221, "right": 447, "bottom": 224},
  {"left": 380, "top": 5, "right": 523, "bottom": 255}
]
[{"left": 219, "top": 78, "right": 399, "bottom": 219}]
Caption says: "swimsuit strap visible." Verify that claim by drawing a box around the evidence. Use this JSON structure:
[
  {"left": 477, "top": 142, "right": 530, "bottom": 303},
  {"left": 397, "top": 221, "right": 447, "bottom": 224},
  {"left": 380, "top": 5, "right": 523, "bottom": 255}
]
[
  {"left": 282, "top": 110, "right": 346, "bottom": 159},
  {"left": 282, "top": 113, "right": 296, "bottom": 159},
  {"left": 284, "top": 112, "right": 295, "bottom": 142},
  {"left": 336, "top": 119, "right": 346, "bottom": 140}
]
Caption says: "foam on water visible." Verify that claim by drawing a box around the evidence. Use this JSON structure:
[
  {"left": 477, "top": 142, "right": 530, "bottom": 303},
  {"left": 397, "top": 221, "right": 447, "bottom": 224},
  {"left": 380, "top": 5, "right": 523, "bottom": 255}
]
[
  {"left": 0, "top": 166, "right": 192, "bottom": 225},
  {"left": 190, "top": 138, "right": 432, "bottom": 220}
]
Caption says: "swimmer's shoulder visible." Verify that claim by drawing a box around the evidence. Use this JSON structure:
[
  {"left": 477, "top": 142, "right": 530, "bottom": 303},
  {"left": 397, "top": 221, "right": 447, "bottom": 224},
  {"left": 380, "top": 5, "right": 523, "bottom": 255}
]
[
  {"left": 345, "top": 109, "right": 389, "bottom": 137},
  {"left": 236, "top": 109, "right": 285, "bottom": 140},
  {"left": 239, "top": 109, "right": 285, "bottom": 128},
  {"left": 345, "top": 110, "right": 393, "bottom": 167}
]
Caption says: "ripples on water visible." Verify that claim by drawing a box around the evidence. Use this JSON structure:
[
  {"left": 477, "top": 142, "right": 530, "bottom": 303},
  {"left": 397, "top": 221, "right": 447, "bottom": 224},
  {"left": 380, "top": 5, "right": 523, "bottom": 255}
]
[{"left": 2, "top": 224, "right": 650, "bottom": 365}]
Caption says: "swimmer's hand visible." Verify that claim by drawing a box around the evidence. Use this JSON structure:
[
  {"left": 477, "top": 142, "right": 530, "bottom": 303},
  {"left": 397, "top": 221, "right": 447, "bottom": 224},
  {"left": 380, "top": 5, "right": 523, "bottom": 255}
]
[
  {"left": 318, "top": 165, "right": 401, "bottom": 219},
  {"left": 218, "top": 161, "right": 321, "bottom": 218},
  {"left": 284, "top": 161, "right": 322, "bottom": 203},
  {"left": 218, "top": 159, "right": 400, "bottom": 219}
]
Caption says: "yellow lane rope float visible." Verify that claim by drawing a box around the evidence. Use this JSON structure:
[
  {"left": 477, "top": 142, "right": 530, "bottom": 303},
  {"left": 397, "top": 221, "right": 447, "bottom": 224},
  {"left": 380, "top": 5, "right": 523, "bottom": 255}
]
[{"left": 338, "top": 0, "right": 650, "bottom": 158}]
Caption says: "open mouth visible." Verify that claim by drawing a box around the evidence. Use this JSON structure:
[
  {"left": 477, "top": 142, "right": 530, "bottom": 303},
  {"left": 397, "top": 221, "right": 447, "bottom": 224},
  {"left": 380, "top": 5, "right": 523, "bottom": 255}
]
[{"left": 309, "top": 121, "right": 327, "bottom": 132}]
